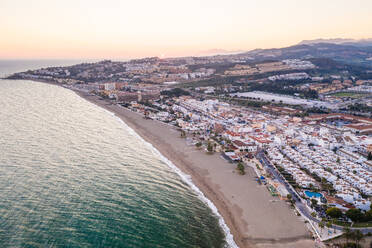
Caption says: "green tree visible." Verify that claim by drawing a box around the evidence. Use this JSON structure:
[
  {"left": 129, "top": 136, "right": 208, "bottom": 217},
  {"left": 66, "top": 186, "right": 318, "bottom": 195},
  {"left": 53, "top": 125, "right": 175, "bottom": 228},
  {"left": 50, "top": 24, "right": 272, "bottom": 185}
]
[
  {"left": 287, "top": 194, "right": 292, "bottom": 201},
  {"left": 311, "top": 198, "right": 318, "bottom": 208},
  {"left": 326, "top": 207, "right": 343, "bottom": 219},
  {"left": 343, "top": 227, "right": 352, "bottom": 245},
  {"left": 368, "top": 152, "right": 372, "bottom": 161},
  {"left": 326, "top": 221, "right": 332, "bottom": 230},
  {"left": 318, "top": 221, "right": 325, "bottom": 234},
  {"left": 207, "top": 142, "right": 214, "bottom": 154},
  {"left": 352, "top": 230, "right": 364, "bottom": 247},
  {"left": 180, "top": 130, "right": 186, "bottom": 138},
  {"left": 237, "top": 162, "right": 245, "bottom": 175},
  {"left": 346, "top": 208, "right": 364, "bottom": 222},
  {"left": 365, "top": 208, "right": 372, "bottom": 221}
]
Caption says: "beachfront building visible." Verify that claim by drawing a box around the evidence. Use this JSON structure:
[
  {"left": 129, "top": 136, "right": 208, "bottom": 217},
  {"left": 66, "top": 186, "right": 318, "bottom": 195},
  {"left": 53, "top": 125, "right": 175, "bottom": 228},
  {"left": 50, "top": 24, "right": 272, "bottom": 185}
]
[
  {"left": 123, "top": 91, "right": 372, "bottom": 212},
  {"left": 267, "top": 147, "right": 317, "bottom": 188}
]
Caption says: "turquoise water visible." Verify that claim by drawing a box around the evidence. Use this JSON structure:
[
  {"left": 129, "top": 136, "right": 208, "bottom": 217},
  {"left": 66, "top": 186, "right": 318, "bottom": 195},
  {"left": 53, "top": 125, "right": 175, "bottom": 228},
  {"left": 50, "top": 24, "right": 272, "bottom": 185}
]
[
  {"left": 0, "top": 61, "right": 232, "bottom": 247},
  {"left": 304, "top": 191, "right": 323, "bottom": 198}
]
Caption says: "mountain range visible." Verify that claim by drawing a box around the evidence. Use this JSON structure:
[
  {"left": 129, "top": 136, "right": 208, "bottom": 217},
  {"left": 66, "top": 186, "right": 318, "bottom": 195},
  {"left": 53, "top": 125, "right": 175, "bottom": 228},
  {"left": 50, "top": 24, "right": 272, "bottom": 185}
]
[
  {"left": 206, "top": 39, "right": 372, "bottom": 68},
  {"left": 298, "top": 38, "right": 372, "bottom": 47}
]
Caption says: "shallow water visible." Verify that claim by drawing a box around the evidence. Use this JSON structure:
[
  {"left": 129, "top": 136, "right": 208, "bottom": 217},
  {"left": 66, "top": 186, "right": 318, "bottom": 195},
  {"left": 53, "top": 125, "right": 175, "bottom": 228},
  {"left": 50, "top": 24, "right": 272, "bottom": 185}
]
[{"left": 0, "top": 63, "right": 229, "bottom": 247}]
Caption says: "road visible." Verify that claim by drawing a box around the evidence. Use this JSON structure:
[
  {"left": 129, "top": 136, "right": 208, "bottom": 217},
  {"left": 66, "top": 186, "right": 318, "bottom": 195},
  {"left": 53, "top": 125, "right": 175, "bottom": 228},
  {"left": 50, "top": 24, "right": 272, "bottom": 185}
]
[{"left": 256, "top": 151, "right": 372, "bottom": 235}]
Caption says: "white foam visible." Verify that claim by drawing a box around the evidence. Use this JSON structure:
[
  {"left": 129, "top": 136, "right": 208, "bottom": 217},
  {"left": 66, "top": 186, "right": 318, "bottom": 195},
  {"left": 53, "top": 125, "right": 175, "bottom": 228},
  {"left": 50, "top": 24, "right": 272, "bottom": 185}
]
[{"left": 100, "top": 107, "right": 238, "bottom": 248}]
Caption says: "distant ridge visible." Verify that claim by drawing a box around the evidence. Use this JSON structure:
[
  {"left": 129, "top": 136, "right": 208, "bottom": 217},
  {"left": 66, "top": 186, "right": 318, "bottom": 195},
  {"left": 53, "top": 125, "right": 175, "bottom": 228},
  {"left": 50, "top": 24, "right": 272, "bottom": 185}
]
[
  {"left": 196, "top": 49, "right": 245, "bottom": 56},
  {"left": 299, "top": 38, "right": 372, "bottom": 47},
  {"left": 299, "top": 38, "right": 355, "bottom": 45}
]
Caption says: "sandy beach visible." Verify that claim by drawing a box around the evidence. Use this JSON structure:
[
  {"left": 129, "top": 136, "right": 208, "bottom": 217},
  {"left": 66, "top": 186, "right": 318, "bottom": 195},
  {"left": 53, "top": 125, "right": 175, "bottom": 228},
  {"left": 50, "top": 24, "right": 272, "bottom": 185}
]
[{"left": 67, "top": 89, "right": 315, "bottom": 248}]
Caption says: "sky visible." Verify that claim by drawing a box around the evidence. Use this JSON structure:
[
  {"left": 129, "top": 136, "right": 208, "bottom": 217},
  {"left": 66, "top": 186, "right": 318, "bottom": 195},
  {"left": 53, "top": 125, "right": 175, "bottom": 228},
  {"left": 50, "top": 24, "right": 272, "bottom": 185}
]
[{"left": 1, "top": 0, "right": 372, "bottom": 59}]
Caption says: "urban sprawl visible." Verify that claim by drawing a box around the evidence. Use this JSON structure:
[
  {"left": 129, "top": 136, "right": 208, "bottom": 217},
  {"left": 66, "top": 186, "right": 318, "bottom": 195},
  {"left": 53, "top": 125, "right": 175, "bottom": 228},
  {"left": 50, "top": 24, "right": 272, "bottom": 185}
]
[{"left": 7, "top": 47, "right": 372, "bottom": 242}]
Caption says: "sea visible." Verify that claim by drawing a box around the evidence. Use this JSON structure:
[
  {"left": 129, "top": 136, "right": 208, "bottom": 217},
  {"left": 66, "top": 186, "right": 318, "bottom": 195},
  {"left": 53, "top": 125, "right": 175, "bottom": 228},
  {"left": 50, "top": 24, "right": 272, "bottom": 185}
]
[{"left": 0, "top": 60, "right": 235, "bottom": 248}]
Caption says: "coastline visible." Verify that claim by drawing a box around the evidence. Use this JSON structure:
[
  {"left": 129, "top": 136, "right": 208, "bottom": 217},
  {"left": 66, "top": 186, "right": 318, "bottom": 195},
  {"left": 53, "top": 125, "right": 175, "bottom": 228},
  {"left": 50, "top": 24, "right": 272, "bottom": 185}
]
[{"left": 29, "top": 79, "right": 315, "bottom": 248}]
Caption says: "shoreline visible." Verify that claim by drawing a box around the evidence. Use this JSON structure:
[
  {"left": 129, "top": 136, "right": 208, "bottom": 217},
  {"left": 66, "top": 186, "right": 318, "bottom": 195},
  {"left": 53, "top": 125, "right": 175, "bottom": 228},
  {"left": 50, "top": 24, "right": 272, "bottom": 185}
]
[
  {"left": 72, "top": 89, "right": 243, "bottom": 248},
  {"left": 25, "top": 79, "right": 315, "bottom": 248},
  {"left": 115, "top": 114, "right": 238, "bottom": 248}
]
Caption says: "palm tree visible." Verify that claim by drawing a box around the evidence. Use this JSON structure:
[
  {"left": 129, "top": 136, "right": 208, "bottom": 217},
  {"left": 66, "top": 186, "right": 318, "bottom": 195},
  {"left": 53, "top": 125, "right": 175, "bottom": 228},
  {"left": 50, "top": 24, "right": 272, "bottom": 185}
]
[
  {"left": 207, "top": 142, "right": 214, "bottom": 154},
  {"left": 343, "top": 227, "right": 352, "bottom": 245},
  {"left": 180, "top": 130, "right": 186, "bottom": 138},
  {"left": 318, "top": 221, "right": 325, "bottom": 235},
  {"left": 237, "top": 162, "right": 245, "bottom": 175},
  {"left": 352, "top": 230, "right": 364, "bottom": 247},
  {"left": 326, "top": 221, "right": 332, "bottom": 233}
]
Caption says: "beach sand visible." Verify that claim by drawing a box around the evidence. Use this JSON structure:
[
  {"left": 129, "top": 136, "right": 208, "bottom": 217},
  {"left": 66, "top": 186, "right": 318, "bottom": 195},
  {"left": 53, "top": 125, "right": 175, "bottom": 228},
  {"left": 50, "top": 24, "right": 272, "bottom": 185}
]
[{"left": 70, "top": 90, "right": 315, "bottom": 248}]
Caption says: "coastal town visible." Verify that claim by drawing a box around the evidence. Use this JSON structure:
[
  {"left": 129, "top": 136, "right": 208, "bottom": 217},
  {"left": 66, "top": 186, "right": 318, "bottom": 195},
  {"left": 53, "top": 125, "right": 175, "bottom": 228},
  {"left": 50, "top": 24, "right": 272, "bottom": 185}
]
[
  {"left": 71, "top": 81, "right": 372, "bottom": 245},
  {"left": 108, "top": 86, "right": 372, "bottom": 244},
  {"left": 8, "top": 44, "right": 372, "bottom": 117},
  {"left": 4, "top": 0, "right": 372, "bottom": 247},
  {"left": 6, "top": 45, "right": 372, "bottom": 247},
  {"left": 121, "top": 94, "right": 372, "bottom": 212}
]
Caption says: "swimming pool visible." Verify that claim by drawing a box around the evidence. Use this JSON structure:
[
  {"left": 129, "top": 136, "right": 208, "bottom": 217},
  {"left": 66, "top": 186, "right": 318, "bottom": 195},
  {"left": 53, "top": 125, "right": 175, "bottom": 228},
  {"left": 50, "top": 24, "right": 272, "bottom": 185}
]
[{"left": 304, "top": 190, "right": 323, "bottom": 198}]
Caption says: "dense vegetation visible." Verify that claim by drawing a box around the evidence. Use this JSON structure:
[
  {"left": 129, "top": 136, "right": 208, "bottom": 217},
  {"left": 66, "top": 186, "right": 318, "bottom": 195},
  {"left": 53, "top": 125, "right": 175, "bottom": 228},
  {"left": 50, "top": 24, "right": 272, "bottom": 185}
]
[
  {"left": 161, "top": 88, "right": 190, "bottom": 97},
  {"left": 248, "top": 80, "right": 319, "bottom": 99},
  {"left": 325, "top": 207, "right": 372, "bottom": 223},
  {"left": 346, "top": 103, "right": 372, "bottom": 113}
]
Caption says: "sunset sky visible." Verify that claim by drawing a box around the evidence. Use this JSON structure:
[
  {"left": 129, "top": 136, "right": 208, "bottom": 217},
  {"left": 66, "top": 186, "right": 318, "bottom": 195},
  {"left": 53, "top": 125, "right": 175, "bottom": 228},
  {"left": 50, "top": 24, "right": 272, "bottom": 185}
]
[{"left": 1, "top": 0, "right": 372, "bottom": 59}]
